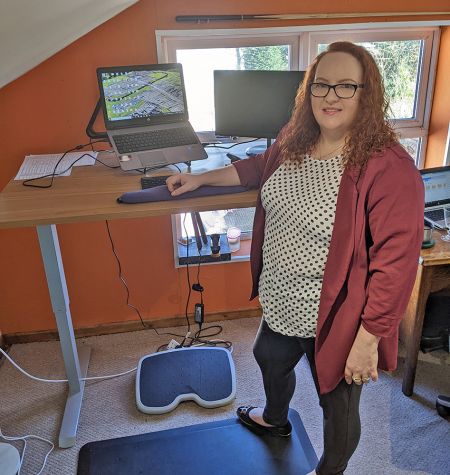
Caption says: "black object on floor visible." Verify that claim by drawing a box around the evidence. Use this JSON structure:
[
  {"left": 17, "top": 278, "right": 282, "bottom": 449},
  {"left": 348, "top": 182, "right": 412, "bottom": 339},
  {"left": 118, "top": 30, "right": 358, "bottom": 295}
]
[
  {"left": 420, "top": 290, "right": 450, "bottom": 353},
  {"left": 77, "top": 409, "right": 317, "bottom": 475},
  {"left": 436, "top": 395, "right": 450, "bottom": 418}
]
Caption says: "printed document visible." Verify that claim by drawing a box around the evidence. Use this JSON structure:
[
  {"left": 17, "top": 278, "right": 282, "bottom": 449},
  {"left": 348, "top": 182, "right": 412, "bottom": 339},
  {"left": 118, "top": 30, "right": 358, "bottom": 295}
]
[{"left": 15, "top": 152, "right": 97, "bottom": 180}]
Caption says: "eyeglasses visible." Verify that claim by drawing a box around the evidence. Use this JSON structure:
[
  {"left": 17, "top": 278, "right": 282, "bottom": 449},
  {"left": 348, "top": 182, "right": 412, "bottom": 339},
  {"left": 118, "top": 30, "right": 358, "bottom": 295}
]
[{"left": 310, "top": 82, "right": 364, "bottom": 99}]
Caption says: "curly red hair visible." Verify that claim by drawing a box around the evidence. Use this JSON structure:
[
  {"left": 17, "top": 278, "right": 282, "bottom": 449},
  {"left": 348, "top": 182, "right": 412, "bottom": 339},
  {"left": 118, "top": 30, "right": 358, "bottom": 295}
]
[{"left": 279, "top": 41, "right": 397, "bottom": 168}]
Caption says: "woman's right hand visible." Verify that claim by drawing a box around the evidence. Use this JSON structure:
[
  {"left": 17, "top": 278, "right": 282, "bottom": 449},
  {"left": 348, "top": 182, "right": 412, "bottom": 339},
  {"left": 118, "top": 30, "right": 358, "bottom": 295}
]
[{"left": 166, "top": 173, "right": 203, "bottom": 196}]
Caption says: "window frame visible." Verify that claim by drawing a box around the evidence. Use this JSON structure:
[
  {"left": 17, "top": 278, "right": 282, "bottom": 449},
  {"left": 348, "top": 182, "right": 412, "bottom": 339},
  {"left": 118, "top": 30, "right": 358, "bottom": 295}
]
[
  {"left": 158, "top": 32, "right": 301, "bottom": 70},
  {"left": 307, "top": 27, "right": 439, "bottom": 157}
]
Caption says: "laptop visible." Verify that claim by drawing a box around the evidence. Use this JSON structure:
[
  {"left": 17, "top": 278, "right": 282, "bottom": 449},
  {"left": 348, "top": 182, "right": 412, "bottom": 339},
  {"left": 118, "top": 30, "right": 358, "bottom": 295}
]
[
  {"left": 96, "top": 63, "right": 207, "bottom": 171},
  {"left": 421, "top": 165, "right": 450, "bottom": 229}
]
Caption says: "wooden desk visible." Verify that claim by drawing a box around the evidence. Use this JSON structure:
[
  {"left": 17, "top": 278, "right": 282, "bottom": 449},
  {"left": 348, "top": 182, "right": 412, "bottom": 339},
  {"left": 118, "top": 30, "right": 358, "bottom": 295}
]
[
  {"left": 399, "top": 230, "right": 450, "bottom": 396},
  {"left": 0, "top": 154, "right": 256, "bottom": 228},
  {"left": 0, "top": 153, "right": 257, "bottom": 448}
]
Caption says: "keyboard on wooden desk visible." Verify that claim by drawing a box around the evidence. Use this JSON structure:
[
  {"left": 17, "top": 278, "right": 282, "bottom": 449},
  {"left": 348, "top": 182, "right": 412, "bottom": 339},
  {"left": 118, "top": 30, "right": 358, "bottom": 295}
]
[{"left": 140, "top": 175, "right": 171, "bottom": 189}]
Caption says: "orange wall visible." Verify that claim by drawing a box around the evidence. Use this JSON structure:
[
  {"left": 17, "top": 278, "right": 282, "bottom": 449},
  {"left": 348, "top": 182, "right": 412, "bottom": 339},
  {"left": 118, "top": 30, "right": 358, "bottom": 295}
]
[
  {"left": 0, "top": 0, "right": 449, "bottom": 334},
  {"left": 426, "top": 26, "right": 450, "bottom": 167}
]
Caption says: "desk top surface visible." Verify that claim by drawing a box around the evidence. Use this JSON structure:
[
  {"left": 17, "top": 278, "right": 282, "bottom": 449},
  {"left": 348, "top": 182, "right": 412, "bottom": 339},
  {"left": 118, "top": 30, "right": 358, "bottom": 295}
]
[
  {"left": 0, "top": 152, "right": 258, "bottom": 229},
  {"left": 1, "top": 150, "right": 449, "bottom": 266},
  {"left": 420, "top": 230, "right": 450, "bottom": 266}
]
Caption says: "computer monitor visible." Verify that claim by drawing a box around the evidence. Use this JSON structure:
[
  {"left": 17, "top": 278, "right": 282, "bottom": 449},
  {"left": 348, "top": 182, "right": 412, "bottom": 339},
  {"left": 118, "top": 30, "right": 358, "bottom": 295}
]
[{"left": 214, "top": 69, "right": 305, "bottom": 155}]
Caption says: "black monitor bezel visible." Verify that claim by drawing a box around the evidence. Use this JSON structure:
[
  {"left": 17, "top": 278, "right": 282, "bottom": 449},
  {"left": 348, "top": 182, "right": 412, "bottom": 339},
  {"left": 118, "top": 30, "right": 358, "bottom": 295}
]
[
  {"left": 96, "top": 63, "right": 189, "bottom": 130},
  {"left": 213, "top": 69, "right": 304, "bottom": 140}
]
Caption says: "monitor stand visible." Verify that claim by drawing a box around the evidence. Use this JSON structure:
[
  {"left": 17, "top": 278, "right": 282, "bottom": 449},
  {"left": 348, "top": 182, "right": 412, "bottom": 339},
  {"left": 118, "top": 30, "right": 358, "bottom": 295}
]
[{"left": 246, "top": 138, "right": 272, "bottom": 157}]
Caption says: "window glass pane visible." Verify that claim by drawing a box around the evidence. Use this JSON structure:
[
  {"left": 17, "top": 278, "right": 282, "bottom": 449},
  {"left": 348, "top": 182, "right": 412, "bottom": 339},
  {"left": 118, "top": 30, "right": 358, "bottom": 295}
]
[
  {"left": 399, "top": 137, "right": 421, "bottom": 165},
  {"left": 317, "top": 40, "right": 422, "bottom": 120},
  {"left": 180, "top": 208, "right": 255, "bottom": 239},
  {"left": 177, "top": 45, "right": 290, "bottom": 131}
]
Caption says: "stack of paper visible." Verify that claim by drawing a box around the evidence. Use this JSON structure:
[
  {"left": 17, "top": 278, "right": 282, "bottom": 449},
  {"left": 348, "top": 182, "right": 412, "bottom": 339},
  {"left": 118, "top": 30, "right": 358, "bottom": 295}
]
[{"left": 15, "top": 151, "right": 97, "bottom": 180}]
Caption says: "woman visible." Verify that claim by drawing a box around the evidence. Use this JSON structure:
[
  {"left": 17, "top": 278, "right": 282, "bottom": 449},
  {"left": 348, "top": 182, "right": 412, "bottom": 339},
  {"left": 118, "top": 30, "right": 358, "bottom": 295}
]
[{"left": 167, "top": 42, "right": 424, "bottom": 475}]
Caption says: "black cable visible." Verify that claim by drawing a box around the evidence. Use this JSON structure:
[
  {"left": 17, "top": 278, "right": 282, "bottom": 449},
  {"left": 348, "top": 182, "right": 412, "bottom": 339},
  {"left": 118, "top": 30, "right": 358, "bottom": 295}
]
[
  {"left": 93, "top": 155, "right": 121, "bottom": 169},
  {"left": 179, "top": 213, "right": 233, "bottom": 351},
  {"left": 182, "top": 214, "right": 192, "bottom": 334},
  {"left": 22, "top": 141, "right": 118, "bottom": 188},
  {"left": 204, "top": 137, "right": 261, "bottom": 149},
  {"left": 132, "top": 163, "right": 178, "bottom": 175},
  {"left": 89, "top": 137, "right": 121, "bottom": 169},
  {"left": 105, "top": 220, "right": 148, "bottom": 328},
  {"left": 105, "top": 220, "right": 197, "bottom": 343},
  {"left": 105, "top": 203, "right": 233, "bottom": 352},
  {"left": 192, "top": 325, "right": 232, "bottom": 349}
]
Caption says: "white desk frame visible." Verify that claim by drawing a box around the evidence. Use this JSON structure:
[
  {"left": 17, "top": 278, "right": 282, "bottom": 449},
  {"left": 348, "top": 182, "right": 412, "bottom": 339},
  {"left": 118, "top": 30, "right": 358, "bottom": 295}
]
[
  {"left": 0, "top": 151, "right": 257, "bottom": 449},
  {"left": 37, "top": 224, "right": 90, "bottom": 448}
]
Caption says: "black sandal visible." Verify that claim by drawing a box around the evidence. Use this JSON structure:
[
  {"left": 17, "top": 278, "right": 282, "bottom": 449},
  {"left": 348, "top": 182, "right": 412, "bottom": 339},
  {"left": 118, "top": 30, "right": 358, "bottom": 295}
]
[{"left": 236, "top": 406, "right": 292, "bottom": 437}]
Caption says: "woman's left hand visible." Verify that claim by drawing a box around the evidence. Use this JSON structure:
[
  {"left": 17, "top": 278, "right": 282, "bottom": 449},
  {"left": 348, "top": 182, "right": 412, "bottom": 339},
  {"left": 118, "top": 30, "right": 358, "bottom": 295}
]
[{"left": 344, "top": 325, "right": 381, "bottom": 385}]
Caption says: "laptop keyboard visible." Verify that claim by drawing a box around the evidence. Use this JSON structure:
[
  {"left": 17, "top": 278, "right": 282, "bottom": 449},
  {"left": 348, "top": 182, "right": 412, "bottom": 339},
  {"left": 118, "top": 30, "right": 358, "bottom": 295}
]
[
  {"left": 425, "top": 209, "right": 444, "bottom": 221},
  {"left": 113, "top": 127, "right": 198, "bottom": 154}
]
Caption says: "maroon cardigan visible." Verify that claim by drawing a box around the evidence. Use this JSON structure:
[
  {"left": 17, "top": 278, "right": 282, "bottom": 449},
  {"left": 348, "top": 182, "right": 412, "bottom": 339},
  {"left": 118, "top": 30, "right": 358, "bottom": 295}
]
[{"left": 233, "top": 139, "right": 424, "bottom": 394}]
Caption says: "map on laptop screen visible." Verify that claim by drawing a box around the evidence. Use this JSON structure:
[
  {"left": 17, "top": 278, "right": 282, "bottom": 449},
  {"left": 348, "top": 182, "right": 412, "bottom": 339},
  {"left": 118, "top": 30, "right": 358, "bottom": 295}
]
[{"left": 99, "top": 68, "right": 185, "bottom": 122}]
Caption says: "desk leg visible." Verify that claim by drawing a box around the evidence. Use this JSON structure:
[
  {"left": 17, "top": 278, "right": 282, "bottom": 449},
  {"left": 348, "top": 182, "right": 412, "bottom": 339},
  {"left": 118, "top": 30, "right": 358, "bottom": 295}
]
[
  {"left": 37, "top": 225, "right": 90, "bottom": 448},
  {"left": 399, "top": 265, "right": 433, "bottom": 397}
]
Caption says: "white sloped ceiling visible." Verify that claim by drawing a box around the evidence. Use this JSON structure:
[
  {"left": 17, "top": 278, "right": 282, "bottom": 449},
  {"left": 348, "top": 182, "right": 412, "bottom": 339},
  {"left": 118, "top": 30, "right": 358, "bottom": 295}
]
[{"left": 0, "top": 0, "right": 138, "bottom": 89}]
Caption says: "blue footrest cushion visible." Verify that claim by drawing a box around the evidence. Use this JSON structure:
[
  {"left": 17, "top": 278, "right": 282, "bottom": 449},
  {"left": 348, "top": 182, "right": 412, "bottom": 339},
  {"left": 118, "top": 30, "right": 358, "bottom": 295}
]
[{"left": 136, "top": 347, "right": 236, "bottom": 414}]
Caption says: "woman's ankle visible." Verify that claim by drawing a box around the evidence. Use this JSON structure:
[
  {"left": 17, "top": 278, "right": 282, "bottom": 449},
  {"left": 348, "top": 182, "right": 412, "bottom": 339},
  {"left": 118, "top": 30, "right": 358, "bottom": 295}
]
[{"left": 248, "top": 407, "right": 275, "bottom": 427}]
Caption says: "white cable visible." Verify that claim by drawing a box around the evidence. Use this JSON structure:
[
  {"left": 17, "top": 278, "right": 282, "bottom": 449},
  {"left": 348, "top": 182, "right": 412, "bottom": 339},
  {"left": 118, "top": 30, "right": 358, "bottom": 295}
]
[
  {"left": 82, "top": 367, "right": 137, "bottom": 381},
  {"left": 190, "top": 340, "right": 234, "bottom": 353},
  {"left": 0, "top": 427, "right": 54, "bottom": 475},
  {"left": 0, "top": 347, "right": 136, "bottom": 383},
  {"left": 0, "top": 349, "right": 136, "bottom": 474}
]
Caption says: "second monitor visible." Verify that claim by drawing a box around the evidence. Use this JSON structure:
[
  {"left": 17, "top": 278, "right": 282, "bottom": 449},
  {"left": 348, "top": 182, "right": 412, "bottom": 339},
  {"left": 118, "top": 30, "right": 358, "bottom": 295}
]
[{"left": 214, "top": 69, "right": 305, "bottom": 155}]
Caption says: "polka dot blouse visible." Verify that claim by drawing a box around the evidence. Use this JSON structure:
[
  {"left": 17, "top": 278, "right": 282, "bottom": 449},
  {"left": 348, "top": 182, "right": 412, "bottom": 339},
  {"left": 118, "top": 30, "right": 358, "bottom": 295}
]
[{"left": 259, "top": 154, "right": 344, "bottom": 338}]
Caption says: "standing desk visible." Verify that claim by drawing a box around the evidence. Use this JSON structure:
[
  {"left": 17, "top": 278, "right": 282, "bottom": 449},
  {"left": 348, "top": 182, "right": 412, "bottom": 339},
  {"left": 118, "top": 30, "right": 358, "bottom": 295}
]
[
  {"left": 1, "top": 152, "right": 448, "bottom": 445},
  {"left": 0, "top": 153, "right": 257, "bottom": 448}
]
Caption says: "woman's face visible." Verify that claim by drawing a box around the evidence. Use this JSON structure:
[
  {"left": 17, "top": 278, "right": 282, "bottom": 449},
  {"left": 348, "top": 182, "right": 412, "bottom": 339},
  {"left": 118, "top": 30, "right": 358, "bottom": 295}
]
[{"left": 311, "top": 52, "right": 363, "bottom": 139}]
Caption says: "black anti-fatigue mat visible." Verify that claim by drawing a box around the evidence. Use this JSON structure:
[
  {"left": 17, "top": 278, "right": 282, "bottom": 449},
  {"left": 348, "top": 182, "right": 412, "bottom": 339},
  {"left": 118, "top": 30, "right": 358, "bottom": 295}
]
[{"left": 77, "top": 409, "right": 318, "bottom": 475}]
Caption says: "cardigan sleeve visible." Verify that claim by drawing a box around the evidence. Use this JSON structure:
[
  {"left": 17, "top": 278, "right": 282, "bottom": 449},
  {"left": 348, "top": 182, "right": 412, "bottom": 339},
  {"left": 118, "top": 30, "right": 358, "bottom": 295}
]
[
  {"left": 232, "top": 136, "right": 282, "bottom": 189},
  {"left": 361, "top": 150, "right": 424, "bottom": 339}
]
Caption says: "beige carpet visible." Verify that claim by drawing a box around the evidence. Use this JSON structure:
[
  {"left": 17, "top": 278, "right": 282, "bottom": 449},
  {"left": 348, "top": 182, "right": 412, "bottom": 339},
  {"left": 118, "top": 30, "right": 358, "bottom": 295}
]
[{"left": 0, "top": 317, "right": 449, "bottom": 475}]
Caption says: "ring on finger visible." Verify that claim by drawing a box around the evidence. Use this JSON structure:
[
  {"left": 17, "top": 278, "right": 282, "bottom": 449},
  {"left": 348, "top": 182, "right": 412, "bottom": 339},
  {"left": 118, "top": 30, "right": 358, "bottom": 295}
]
[
  {"left": 362, "top": 377, "right": 370, "bottom": 384},
  {"left": 352, "top": 376, "right": 362, "bottom": 385}
]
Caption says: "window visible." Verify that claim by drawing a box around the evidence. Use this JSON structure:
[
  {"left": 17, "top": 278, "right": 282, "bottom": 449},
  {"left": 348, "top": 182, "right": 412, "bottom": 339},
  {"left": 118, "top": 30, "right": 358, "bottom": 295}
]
[
  {"left": 166, "top": 38, "right": 297, "bottom": 264},
  {"left": 309, "top": 28, "right": 438, "bottom": 167},
  {"left": 173, "top": 40, "right": 295, "bottom": 132},
  {"left": 157, "top": 24, "right": 439, "bottom": 265},
  {"left": 173, "top": 208, "right": 255, "bottom": 267}
]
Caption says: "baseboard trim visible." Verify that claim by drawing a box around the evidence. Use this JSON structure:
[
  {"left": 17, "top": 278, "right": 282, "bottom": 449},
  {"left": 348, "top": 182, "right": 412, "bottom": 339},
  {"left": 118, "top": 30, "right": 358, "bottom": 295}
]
[{"left": 3, "top": 309, "right": 262, "bottom": 345}]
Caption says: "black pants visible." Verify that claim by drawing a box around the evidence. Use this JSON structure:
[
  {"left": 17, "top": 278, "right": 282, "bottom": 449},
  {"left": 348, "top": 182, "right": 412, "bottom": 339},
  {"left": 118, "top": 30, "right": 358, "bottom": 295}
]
[{"left": 253, "top": 319, "right": 362, "bottom": 475}]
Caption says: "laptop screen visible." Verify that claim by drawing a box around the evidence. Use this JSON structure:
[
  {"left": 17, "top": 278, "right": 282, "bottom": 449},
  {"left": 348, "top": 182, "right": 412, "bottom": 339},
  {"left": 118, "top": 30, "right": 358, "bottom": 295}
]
[
  {"left": 97, "top": 63, "right": 188, "bottom": 129},
  {"left": 421, "top": 166, "right": 450, "bottom": 207}
]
